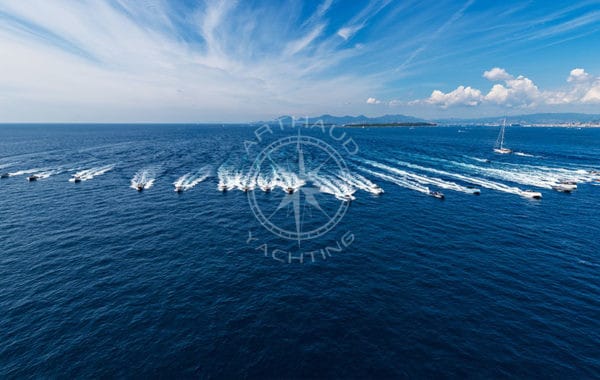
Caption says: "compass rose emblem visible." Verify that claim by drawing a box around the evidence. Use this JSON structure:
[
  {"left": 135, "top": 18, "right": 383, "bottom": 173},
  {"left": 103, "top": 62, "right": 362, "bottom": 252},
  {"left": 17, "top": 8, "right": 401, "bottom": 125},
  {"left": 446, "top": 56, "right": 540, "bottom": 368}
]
[{"left": 247, "top": 130, "right": 351, "bottom": 242}]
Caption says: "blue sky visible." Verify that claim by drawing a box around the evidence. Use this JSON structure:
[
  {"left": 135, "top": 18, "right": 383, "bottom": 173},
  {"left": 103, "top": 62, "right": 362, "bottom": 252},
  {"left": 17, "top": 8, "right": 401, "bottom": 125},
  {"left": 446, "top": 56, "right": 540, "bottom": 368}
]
[{"left": 0, "top": 0, "right": 599, "bottom": 122}]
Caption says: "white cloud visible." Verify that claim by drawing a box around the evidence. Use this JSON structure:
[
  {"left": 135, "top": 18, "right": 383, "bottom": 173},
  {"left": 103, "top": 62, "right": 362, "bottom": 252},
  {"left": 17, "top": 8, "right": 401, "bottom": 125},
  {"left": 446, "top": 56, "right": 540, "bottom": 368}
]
[
  {"left": 366, "top": 97, "right": 381, "bottom": 104},
  {"left": 582, "top": 84, "right": 600, "bottom": 103},
  {"left": 485, "top": 75, "right": 541, "bottom": 107},
  {"left": 425, "top": 86, "right": 482, "bottom": 107},
  {"left": 483, "top": 67, "right": 513, "bottom": 81},
  {"left": 0, "top": 0, "right": 382, "bottom": 122},
  {"left": 568, "top": 68, "right": 590, "bottom": 83},
  {"left": 337, "top": 26, "right": 360, "bottom": 40},
  {"left": 414, "top": 67, "right": 600, "bottom": 109}
]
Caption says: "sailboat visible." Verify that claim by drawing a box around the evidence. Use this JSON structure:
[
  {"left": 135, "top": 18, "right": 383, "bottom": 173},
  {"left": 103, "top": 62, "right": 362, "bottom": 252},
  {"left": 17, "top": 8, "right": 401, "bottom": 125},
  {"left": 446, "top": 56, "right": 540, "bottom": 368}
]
[{"left": 494, "top": 119, "right": 512, "bottom": 154}]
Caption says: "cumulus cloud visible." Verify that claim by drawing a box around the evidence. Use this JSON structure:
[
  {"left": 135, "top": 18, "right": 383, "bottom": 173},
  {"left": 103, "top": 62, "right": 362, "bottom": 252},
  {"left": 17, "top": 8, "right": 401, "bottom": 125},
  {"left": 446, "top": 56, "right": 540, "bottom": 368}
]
[
  {"left": 425, "top": 86, "right": 482, "bottom": 107},
  {"left": 484, "top": 75, "right": 541, "bottom": 107},
  {"left": 483, "top": 67, "right": 513, "bottom": 81},
  {"left": 582, "top": 84, "right": 600, "bottom": 103},
  {"left": 567, "top": 68, "right": 590, "bottom": 83},
  {"left": 414, "top": 67, "right": 600, "bottom": 109},
  {"left": 366, "top": 97, "right": 381, "bottom": 104}
]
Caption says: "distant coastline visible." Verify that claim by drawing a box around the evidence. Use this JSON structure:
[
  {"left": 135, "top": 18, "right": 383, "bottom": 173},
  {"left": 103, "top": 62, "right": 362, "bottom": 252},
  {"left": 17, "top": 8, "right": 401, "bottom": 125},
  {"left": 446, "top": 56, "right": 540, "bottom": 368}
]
[{"left": 343, "top": 122, "right": 437, "bottom": 127}]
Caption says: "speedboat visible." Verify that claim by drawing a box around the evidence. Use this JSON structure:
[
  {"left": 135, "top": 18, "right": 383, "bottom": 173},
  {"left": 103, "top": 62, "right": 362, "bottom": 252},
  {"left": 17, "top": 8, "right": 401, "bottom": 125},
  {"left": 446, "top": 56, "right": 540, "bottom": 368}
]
[
  {"left": 72, "top": 176, "right": 82, "bottom": 183},
  {"left": 429, "top": 191, "right": 445, "bottom": 199},
  {"left": 27, "top": 175, "right": 39, "bottom": 182},
  {"left": 0, "top": 173, "right": 9, "bottom": 179},
  {"left": 370, "top": 184, "right": 384, "bottom": 195},
  {"left": 552, "top": 180, "right": 577, "bottom": 193},
  {"left": 336, "top": 193, "right": 356, "bottom": 202},
  {"left": 522, "top": 190, "right": 542, "bottom": 199},
  {"left": 552, "top": 184, "right": 573, "bottom": 193},
  {"left": 285, "top": 187, "right": 294, "bottom": 194},
  {"left": 260, "top": 185, "right": 271, "bottom": 192},
  {"left": 558, "top": 180, "right": 578, "bottom": 186},
  {"left": 174, "top": 185, "right": 183, "bottom": 193},
  {"left": 217, "top": 183, "right": 228, "bottom": 192},
  {"left": 136, "top": 183, "right": 144, "bottom": 191}
]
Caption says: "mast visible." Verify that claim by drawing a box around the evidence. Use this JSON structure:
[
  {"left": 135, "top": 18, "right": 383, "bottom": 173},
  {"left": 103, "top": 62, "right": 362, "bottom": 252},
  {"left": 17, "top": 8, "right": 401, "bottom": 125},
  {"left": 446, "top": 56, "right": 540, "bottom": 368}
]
[
  {"left": 500, "top": 118, "right": 506, "bottom": 149},
  {"left": 495, "top": 118, "right": 506, "bottom": 149}
]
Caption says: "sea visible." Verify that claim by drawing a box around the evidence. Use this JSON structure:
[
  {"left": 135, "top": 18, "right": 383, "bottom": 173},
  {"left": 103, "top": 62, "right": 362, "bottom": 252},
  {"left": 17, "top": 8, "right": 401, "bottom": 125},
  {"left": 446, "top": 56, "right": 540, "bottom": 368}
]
[{"left": 0, "top": 123, "right": 599, "bottom": 378}]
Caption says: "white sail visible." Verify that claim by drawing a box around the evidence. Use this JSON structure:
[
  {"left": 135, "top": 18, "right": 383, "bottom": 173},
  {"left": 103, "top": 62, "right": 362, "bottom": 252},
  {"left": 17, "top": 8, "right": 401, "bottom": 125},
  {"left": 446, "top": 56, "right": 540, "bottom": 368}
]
[{"left": 494, "top": 118, "right": 512, "bottom": 154}]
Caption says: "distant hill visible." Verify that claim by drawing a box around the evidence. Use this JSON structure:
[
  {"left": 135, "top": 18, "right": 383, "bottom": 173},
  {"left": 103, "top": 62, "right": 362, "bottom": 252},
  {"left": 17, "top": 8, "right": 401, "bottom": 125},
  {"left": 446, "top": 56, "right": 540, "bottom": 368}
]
[
  {"left": 255, "top": 113, "right": 600, "bottom": 126},
  {"left": 434, "top": 113, "right": 600, "bottom": 125},
  {"left": 259, "top": 114, "right": 429, "bottom": 126}
]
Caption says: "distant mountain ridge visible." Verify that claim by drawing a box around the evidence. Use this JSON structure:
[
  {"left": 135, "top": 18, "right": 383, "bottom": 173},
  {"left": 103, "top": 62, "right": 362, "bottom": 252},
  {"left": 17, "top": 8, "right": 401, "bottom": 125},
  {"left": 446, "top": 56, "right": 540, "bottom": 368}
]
[
  {"left": 267, "top": 114, "right": 427, "bottom": 125},
  {"left": 256, "top": 113, "right": 600, "bottom": 126},
  {"left": 434, "top": 113, "right": 600, "bottom": 125}
]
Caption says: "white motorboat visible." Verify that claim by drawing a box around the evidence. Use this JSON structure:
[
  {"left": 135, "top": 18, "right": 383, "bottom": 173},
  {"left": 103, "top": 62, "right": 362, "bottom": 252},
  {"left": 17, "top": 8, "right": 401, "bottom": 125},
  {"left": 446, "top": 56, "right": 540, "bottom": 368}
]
[
  {"left": 429, "top": 190, "right": 445, "bottom": 199},
  {"left": 370, "top": 184, "right": 384, "bottom": 195},
  {"left": 522, "top": 190, "right": 542, "bottom": 199},
  {"left": 336, "top": 193, "right": 356, "bottom": 202}
]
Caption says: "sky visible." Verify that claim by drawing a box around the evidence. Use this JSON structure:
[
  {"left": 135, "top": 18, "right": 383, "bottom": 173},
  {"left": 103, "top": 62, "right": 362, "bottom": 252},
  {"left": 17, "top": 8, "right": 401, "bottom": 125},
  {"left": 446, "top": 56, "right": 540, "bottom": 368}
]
[{"left": 0, "top": 0, "right": 599, "bottom": 122}]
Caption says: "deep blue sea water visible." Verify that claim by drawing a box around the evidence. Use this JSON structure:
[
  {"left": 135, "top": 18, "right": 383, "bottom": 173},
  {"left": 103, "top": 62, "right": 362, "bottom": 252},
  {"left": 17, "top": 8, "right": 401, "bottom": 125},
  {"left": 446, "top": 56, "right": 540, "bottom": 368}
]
[{"left": 1, "top": 123, "right": 599, "bottom": 378}]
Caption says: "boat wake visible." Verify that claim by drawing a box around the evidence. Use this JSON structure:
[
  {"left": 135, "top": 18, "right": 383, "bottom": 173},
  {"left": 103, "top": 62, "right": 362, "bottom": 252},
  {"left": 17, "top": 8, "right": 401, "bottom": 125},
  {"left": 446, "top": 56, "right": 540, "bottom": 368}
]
[
  {"left": 337, "top": 172, "right": 383, "bottom": 195},
  {"left": 310, "top": 172, "right": 356, "bottom": 201},
  {"left": 174, "top": 166, "right": 212, "bottom": 192},
  {"left": 9, "top": 168, "right": 44, "bottom": 177},
  {"left": 131, "top": 168, "right": 157, "bottom": 190},
  {"left": 70, "top": 164, "right": 115, "bottom": 182},
  {"left": 389, "top": 159, "right": 528, "bottom": 197},
  {"left": 514, "top": 152, "right": 535, "bottom": 157},
  {"left": 362, "top": 159, "right": 480, "bottom": 195},
  {"left": 31, "top": 169, "right": 63, "bottom": 180},
  {"left": 359, "top": 167, "right": 430, "bottom": 195},
  {"left": 273, "top": 166, "right": 305, "bottom": 193}
]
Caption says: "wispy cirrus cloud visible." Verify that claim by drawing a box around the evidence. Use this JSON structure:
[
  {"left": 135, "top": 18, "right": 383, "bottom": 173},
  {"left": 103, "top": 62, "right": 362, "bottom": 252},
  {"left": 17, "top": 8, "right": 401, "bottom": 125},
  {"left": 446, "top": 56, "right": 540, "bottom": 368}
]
[{"left": 0, "top": 0, "right": 598, "bottom": 121}]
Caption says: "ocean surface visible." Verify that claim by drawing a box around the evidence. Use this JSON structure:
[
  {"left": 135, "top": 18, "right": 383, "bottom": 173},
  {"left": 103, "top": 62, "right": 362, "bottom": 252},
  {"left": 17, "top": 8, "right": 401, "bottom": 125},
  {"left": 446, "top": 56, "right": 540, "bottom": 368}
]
[{"left": 0, "top": 123, "right": 599, "bottom": 378}]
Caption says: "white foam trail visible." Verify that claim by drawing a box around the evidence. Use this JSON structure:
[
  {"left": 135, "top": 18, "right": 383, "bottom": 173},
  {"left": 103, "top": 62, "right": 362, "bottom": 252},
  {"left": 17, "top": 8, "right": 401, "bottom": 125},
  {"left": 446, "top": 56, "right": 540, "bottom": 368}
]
[
  {"left": 131, "top": 168, "right": 156, "bottom": 190},
  {"left": 359, "top": 167, "right": 430, "bottom": 194},
  {"left": 9, "top": 168, "right": 44, "bottom": 176},
  {"left": 514, "top": 152, "right": 535, "bottom": 157},
  {"left": 337, "top": 172, "right": 383, "bottom": 195},
  {"left": 403, "top": 153, "right": 590, "bottom": 189},
  {"left": 173, "top": 166, "right": 212, "bottom": 191},
  {"left": 256, "top": 167, "right": 279, "bottom": 191},
  {"left": 217, "top": 165, "right": 236, "bottom": 189},
  {"left": 272, "top": 166, "right": 305, "bottom": 192},
  {"left": 363, "top": 159, "right": 479, "bottom": 195},
  {"left": 310, "top": 172, "right": 356, "bottom": 199},
  {"left": 465, "top": 156, "right": 489, "bottom": 163},
  {"left": 69, "top": 164, "right": 114, "bottom": 182},
  {"left": 31, "top": 168, "right": 64, "bottom": 179},
  {"left": 387, "top": 159, "right": 526, "bottom": 196},
  {"left": 443, "top": 160, "right": 574, "bottom": 189}
]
